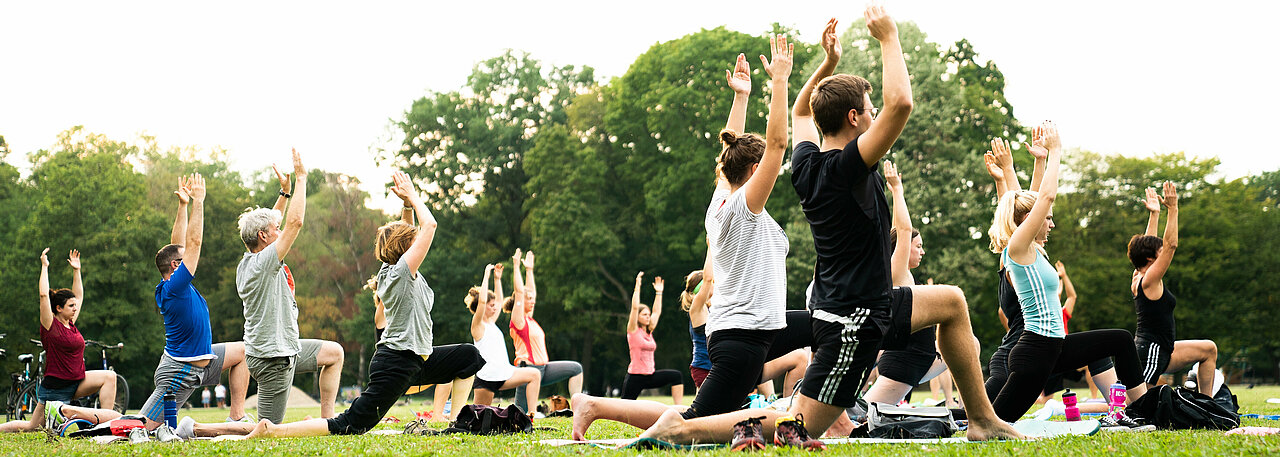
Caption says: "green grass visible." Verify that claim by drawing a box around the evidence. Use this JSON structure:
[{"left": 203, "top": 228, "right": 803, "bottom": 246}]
[{"left": 2, "top": 387, "right": 1279, "bottom": 456}]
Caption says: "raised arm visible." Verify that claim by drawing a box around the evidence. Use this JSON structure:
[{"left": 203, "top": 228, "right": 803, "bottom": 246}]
[
  {"left": 885, "top": 161, "right": 915, "bottom": 286},
  {"left": 725, "top": 53, "right": 752, "bottom": 137},
  {"left": 1008, "top": 122, "right": 1062, "bottom": 264},
  {"left": 1056, "top": 261, "right": 1076, "bottom": 316},
  {"left": 1142, "top": 182, "right": 1179, "bottom": 289},
  {"left": 983, "top": 152, "right": 1008, "bottom": 197},
  {"left": 650, "top": 276, "right": 665, "bottom": 331},
  {"left": 793, "top": 18, "right": 841, "bottom": 148},
  {"left": 510, "top": 249, "right": 527, "bottom": 330},
  {"left": 1026, "top": 128, "right": 1048, "bottom": 192},
  {"left": 400, "top": 205, "right": 414, "bottom": 225},
  {"left": 274, "top": 149, "right": 307, "bottom": 262},
  {"left": 39, "top": 248, "right": 53, "bottom": 330},
  {"left": 389, "top": 171, "right": 438, "bottom": 273},
  {"left": 491, "top": 264, "right": 505, "bottom": 323},
  {"left": 1143, "top": 187, "right": 1161, "bottom": 236},
  {"left": 743, "top": 34, "right": 793, "bottom": 214},
  {"left": 523, "top": 251, "right": 536, "bottom": 303},
  {"left": 627, "top": 272, "right": 644, "bottom": 334},
  {"left": 856, "top": 5, "right": 914, "bottom": 168},
  {"left": 989, "top": 138, "right": 1022, "bottom": 195},
  {"left": 170, "top": 176, "right": 190, "bottom": 245},
  {"left": 271, "top": 164, "right": 291, "bottom": 214},
  {"left": 471, "top": 264, "right": 494, "bottom": 341},
  {"left": 184, "top": 173, "right": 207, "bottom": 276}
]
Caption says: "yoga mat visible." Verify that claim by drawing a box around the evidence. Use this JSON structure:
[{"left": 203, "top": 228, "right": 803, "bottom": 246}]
[
  {"left": 1241, "top": 414, "right": 1280, "bottom": 421},
  {"left": 1013, "top": 419, "right": 1101, "bottom": 437},
  {"left": 821, "top": 437, "right": 972, "bottom": 444},
  {"left": 538, "top": 438, "right": 722, "bottom": 450}
]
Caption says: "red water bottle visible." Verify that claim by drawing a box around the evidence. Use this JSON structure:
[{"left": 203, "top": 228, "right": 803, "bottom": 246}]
[{"left": 1062, "top": 390, "right": 1081, "bottom": 421}]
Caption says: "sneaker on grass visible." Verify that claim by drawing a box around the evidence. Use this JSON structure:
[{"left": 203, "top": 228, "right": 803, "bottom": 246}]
[
  {"left": 731, "top": 416, "right": 767, "bottom": 451},
  {"left": 176, "top": 416, "right": 197, "bottom": 440},
  {"left": 154, "top": 424, "right": 181, "bottom": 442},
  {"left": 128, "top": 427, "right": 150, "bottom": 444},
  {"left": 44, "top": 400, "right": 67, "bottom": 431},
  {"left": 1099, "top": 413, "right": 1156, "bottom": 432},
  {"left": 773, "top": 414, "right": 826, "bottom": 451}
]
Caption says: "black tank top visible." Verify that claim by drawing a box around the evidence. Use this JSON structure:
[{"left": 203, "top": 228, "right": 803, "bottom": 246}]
[
  {"left": 1134, "top": 277, "right": 1177, "bottom": 346},
  {"left": 996, "top": 267, "right": 1024, "bottom": 349}
]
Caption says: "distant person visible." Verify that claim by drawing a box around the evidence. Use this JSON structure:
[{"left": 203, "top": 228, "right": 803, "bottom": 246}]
[
  {"left": 507, "top": 250, "right": 585, "bottom": 414},
  {"left": 216, "top": 384, "right": 227, "bottom": 408},
  {"left": 202, "top": 388, "right": 212, "bottom": 408},
  {"left": 468, "top": 262, "right": 541, "bottom": 414}
]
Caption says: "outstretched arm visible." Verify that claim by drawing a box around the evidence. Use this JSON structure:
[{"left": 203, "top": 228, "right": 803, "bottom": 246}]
[
  {"left": 627, "top": 272, "right": 643, "bottom": 334},
  {"left": 725, "top": 53, "right": 752, "bottom": 137},
  {"left": 39, "top": 248, "right": 52, "bottom": 330},
  {"left": 510, "top": 249, "right": 527, "bottom": 330},
  {"left": 650, "top": 276, "right": 665, "bottom": 331},
  {"left": 1008, "top": 122, "right": 1062, "bottom": 264},
  {"left": 523, "top": 251, "right": 536, "bottom": 305},
  {"left": 1057, "top": 261, "right": 1076, "bottom": 316},
  {"left": 1026, "top": 128, "right": 1048, "bottom": 192},
  {"left": 793, "top": 18, "right": 841, "bottom": 148},
  {"left": 170, "top": 176, "right": 190, "bottom": 245},
  {"left": 984, "top": 152, "right": 1008, "bottom": 197},
  {"left": 491, "top": 264, "right": 504, "bottom": 324},
  {"left": 1142, "top": 182, "right": 1179, "bottom": 288},
  {"left": 471, "top": 264, "right": 494, "bottom": 341},
  {"left": 1143, "top": 187, "right": 1162, "bottom": 236},
  {"left": 744, "top": 34, "right": 793, "bottom": 214},
  {"left": 388, "top": 171, "right": 438, "bottom": 273},
  {"left": 988, "top": 138, "right": 1022, "bottom": 196},
  {"left": 271, "top": 164, "right": 291, "bottom": 214},
  {"left": 184, "top": 174, "right": 207, "bottom": 276},
  {"left": 856, "top": 5, "right": 914, "bottom": 168},
  {"left": 885, "top": 161, "right": 914, "bottom": 286},
  {"left": 274, "top": 149, "right": 307, "bottom": 262}
]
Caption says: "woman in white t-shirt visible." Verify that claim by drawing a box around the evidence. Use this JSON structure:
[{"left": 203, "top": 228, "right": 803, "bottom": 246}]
[{"left": 468, "top": 263, "right": 541, "bottom": 414}]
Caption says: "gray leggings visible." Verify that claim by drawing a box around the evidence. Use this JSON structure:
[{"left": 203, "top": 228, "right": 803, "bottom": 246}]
[{"left": 513, "top": 360, "right": 583, "bottom": 412}]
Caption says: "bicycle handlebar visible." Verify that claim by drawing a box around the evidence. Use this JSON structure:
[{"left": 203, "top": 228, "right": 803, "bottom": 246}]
[
  {"left": 84, "top": 340, "right": 124, "bottom": 350},
  {"left": 29, "top": 338, "right": 42, "bottom": 347}
]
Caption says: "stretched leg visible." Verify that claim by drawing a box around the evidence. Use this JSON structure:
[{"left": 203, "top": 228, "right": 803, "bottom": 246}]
[
  {"left": 246, "top": 417, "right": 330, "bottom": 438},
  {"left": 1054, "top": 330, "right": 1148, "bottom": 402},
  {"left": 448, "top": 377, "right": 473, "bottom": 421},
  {"left": 473, "top": 387, "right": 496, "bottom": 406},
  {"left": 499, "top": 368, "right": 541, "bottom": 413},
  {"left": 58, "top": 403, "right": 124, "bottom": 425},
  {"left": 568, "top": 373, "right": 584, "bottom": 396},
  {"left": 222, "top": 343, "right": 250, "bottom": 420},
  {"left": 569, "top": 394, "right": 682, "bottom": 440},
  {"left": 192, "top": 421, "right": 255, "bottom": 437},
  {"left": 936, "top": 368, "right": 956, "bottom": 408},
  {"left": 1091, "top": 368, "right": 1118, "bottom": 400},
  {"left": 672, "top": 384, "right": 684, "bottom": 405},
  {"left": 863, "top": 377, "right": 915, "bottom": 405},
  {"left": 76, "top": 370, "right": 118, "bottom": 410},
  {"left": 431, "top": 382, "right": 451, "bottom": 419},
  {"left": 316, "top": 341, "right": 345, "bottom": 418},
  {"left": 246, "top": 355, "right": 297, "bottom": 424},
  {"left": 1171, "top": 340, "right": 1217, "bottom": 396},
  {"left": 908, "top": 285, "right": 1021, "bottom": 439},
  {"left": 0, "top": 400, "right": 43, "bottom": 432},
  {"left": 759, "top": 348, "right": 808, "bottom": 396}
]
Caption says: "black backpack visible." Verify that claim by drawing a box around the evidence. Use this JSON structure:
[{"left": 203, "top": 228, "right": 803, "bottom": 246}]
[
  {"left": 444, "top": 404, "right": 533, "bottom": 435},
  {"left": 1125, "top": 385, "right": 1239, "bottom": 430}
]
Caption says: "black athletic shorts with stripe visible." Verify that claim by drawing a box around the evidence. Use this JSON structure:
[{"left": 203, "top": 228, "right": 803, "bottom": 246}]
[
  {"left": 1135, "top": 336, "right": 1173, "bottom": 385},
  {"left": 801, "top": 287, "right": 913, "bottom": 407}
]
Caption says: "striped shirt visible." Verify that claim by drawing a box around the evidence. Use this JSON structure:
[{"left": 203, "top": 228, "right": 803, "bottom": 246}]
[
  {"left": 1002, "top": 248, "right": 1064, "bottom": 338},
  {"left": 704, "top": 188, "right": 788, "bottom": 336}
]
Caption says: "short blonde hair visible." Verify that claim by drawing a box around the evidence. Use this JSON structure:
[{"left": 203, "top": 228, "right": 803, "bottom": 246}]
[
  {"left": 988, "top": 190, "right": 1039, "bottom": 253},
  {"left": 375, "top": 221, "right": 418, "bottom": 265},
  {"left": 238, "top": 208, "right": 282, "bottom": 250}
]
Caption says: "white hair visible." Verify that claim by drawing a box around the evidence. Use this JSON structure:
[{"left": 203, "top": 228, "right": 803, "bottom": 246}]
[{"left": 238, "top": 207, "right": 282, "bottom": 250}]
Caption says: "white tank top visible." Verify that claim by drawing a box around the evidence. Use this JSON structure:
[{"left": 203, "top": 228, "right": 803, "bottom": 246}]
[{"left": 474, "top": 321, "right": 515, "bottom": 382}]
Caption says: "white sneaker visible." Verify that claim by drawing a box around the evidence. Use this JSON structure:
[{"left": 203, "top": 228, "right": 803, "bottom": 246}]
[
  {"left": 1033, "top": 399, "right": 1065, "bottom": 421},
  {"left": 44, "top": 401, "right": 67, "bottom": 431},
  {"left": 154, "top": 424, "right": 181, "bottom": 442},
  {"left": 226, "top": 413, "right": 255, "bottom": 423},
  {"left": 533, "top": 411, "right": 546, "bottom": 419},
  {"left": 175, "top": 416, "right": 196, "bottom": 440},
  {"left": 128, "top": 427, "right": 151, "bottom": 444}
]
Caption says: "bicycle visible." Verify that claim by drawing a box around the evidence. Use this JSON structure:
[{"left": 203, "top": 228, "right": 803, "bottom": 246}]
[
  {"left": 3, "top": 338, "right": 130, "bottom": 421},
  {"left": 74, "top": 340, "right": 129, "bottom": 414}
]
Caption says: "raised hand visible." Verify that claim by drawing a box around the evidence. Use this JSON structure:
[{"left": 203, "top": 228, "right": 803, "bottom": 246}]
[
  {"left": 389, "top": 171, "right": 419, "bottom": 205},
  {"left": 991, "top": 138, "right": 1015, "bottom": 167},
  {"left": 983, "top": 153, "right": 1005, "bottom": 180},
  {"left": 884, "top": 160, "right": 902, "bottom": 190},
  {"left": 759, "top": 34, "right": 794, "bottom": 81},
  {"left": 523, "top": 251, "right": 535, "bottom": 269},
  {"left": 1025, "top": 126, "right": 1048, "bottom": 160},
  {"left": 272, "top": 163, "right": 292, "bottom": 195},
  {"left": 174, "top": 176, "right": 191, "bottom": 204},
  {"left": 485, "top": 264, "right": 495, "bottom": 274},
  {"left": 635, "top": 272, "right": 644, "bottom": 287},
  {"left": 187, "top": 173, "right": 206, "bottom": 202},
  {"left": 726, "top": 53, "right": 751, "bottom": 96},
  {"left": 67, "top": 249, "right": 81, "bottom": 271},
  {"left": 1144, "top": 187, "right": 1162, "bottom": 213},
  {"left": 512, "top": 248, "right": 523, "bottom": 266},
  {"left": 1054, "top": 260, "right": 1066, "bottom": 278},
  {"left": 1040, "top": 121, "right": 1062, "bottom": 153},
  {"left": 1162, "top": 181, "right": 1178, "bottom": 209},
  {"left": 291, "top": 148, "right": 307, "bottom": 178},
  {"left": 494, "top": 263, "right": 504, "bottom": 277},
  {"left": 820, "top": 18, "right": 842, "bottom": 63},
  {"left": 865, "top": 3, "right": 899, "bottom": 43},
  {"left": 653, "top": 276, "right": 665, "bottom": 293},
  {"left": 40, "top": 248, "right": 50, "bottom": 267}
]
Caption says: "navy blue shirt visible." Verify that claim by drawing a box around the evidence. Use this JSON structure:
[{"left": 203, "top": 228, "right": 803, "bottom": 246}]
[{"left": 156, "top": 263, "right": 214, "bottom": 361}]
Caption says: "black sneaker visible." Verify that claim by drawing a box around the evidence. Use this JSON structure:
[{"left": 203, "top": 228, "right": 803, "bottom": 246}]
[
  {"left": 773, "top": 414, "right": 826, "bottom": 451},
  {"left": 730, "top": 416, "right": 766, "bottom": 451},
  {"left": 1099, "top": 413, "right": 1156, "bottom": 432}
]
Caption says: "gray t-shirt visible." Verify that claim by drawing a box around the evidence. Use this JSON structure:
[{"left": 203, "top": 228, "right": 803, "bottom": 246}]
[
  {"left": 376, "top": 257, "right": 435, "bottom": 356},
  {"left": 704, "top": 188, "right": 788, "bottom": 335},
  {"left": 237, "top": 243, "right": 300, "bottom": 358}
]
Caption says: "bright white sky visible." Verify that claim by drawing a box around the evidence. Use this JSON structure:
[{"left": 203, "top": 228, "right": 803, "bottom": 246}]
[{"left": 3, "top": 1, "right": 1276, "bottom": 213}]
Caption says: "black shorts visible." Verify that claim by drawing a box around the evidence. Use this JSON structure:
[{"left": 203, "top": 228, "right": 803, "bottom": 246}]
[
  {"left": 878, "top": 328, "right": 938, "bottom": 386},
  {"left": 800, "top": 307, "right": 886, "bottom": 408},
  {"left": 881, "top": 287, "right": 915, "bottom": 351},
  {"left": 474, "top": 376, "right": 508, "bottom": 392},
  {"left": 1135, "top": 337, "right": 1173, "bottom": 385}
]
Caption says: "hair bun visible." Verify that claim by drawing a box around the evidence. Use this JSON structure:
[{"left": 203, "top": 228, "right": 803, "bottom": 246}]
[{"left": 719, "top": 129, "right": 738, "bottom": 146}]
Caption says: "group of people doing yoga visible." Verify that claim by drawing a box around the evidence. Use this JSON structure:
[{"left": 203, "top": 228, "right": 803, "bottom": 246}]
[{"left": 3, "top": 4, "right": 1217, "bottom": 447}]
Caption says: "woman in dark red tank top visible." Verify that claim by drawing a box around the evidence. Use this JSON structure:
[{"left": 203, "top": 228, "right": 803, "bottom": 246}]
[{"left": 0, "top": 249, "right": 118, "bottom": 433}]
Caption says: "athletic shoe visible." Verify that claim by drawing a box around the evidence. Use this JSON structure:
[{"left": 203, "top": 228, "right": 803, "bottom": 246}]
[
  {"left": 175, "top": 416, "right": 196, "bottom": 440},
  {"left": 154, "top": 424, "right": 181, "bottom": 442},
  {"left": 128, "top": 427, "right": 150, "bottom": 444},
  {"left": 226, "top": 412, "right": 255, "bottom": 423},
  {"left": 730, "top": 416, "right": 767, "bottom": 451},
  {"left": 533, "top": 411, "right": 546, "bottom": 419},
  {"left": 1098, "top": 413, "right": 1156, "bottom": 432},
  {"left": 1033, "top": 399, "right": 1065, "bottom": 421},
  {"left": 44, "top": 400, "right": 67, "bottom": 431},
  {"left": 773, "top": 414, "right": 826, "bottom": 451}
]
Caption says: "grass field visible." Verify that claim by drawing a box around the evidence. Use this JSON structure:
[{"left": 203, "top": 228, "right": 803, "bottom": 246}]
[{"left": 1, "top": 386, "right": 1278, "bottom": 456}]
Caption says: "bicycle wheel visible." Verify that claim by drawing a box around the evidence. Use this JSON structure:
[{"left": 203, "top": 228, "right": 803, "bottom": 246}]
[
  {"left": 113, "top": 374, "right": 129, "bottom": 414},
  {"left": 12, "top": 383, "right": 37, "bottom": 422}
]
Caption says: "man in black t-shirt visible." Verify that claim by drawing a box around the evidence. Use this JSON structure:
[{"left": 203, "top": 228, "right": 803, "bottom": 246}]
[{"left": 639, "top": 7, "right": 1021, "bottom": 444}]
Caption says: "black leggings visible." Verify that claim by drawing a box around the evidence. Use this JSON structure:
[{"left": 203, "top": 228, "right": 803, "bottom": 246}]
[
  {"left": 764, "top": 311, "right": 813, "bottom": 361},
  {"left": 990, "top": 329, "right": 1144, "bottom": 422},
  {"left": 622, "top": 370, "right": 684, "bottom": 400},
  {"left": 327, "top": 344, "right": 483, "bottom": 435},
  {"left": 681, "top": 328, "right": 778, "bottom": 419}
]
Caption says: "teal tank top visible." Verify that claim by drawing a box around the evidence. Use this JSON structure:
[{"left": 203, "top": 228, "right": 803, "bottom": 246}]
[{"left": 1002, "top": 247, "right": 1064, "bottom": 338}]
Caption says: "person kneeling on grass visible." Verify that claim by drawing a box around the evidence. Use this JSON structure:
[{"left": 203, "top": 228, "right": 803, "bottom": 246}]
[
  {"left": 468, "top": 260, "right": 541, "bottom": 415},
  {"left": 247, "top": 171, "right": 482, "bottom": 438}
]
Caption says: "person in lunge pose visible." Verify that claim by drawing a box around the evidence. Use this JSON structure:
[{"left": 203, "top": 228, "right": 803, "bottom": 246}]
[
  {"left": 468, "top": 260, "right": 541, "bottom": 413},
  {"left": 507, "top": 250, "right": 585, "bottom": 414},
  {"left": 620, "top": 272, "right": 684, "bottom": 402},
  {"left": 246, "top": 171, "right": 482, "bottom": 438},
  {"left": 637, "top": 10, "right": 1022, "bottom": 447},
  {"left": 1130, "top": 183, "right": 1217, "bottom": 395}
]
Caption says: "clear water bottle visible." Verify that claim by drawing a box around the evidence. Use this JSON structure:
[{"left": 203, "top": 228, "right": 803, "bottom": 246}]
[
  {"left": 1108, "top": 383, "right": 1126, "bottom": 415},
  {"left": 163, "top": 393, "right": 178, "bottom": 428},
  {"left": 443, "top": 400, "right": 452, "bottom": 415},
  {"left": 1062, "top": 390, "right": 1080, "bottom": 421}
]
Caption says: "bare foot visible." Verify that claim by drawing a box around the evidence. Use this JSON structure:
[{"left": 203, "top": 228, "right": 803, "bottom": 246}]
[
  {"left": 570, "top": 393, "right": 598, "bottom": 441},
  {"left": 638, "top": 409, "right": 685, "bottom": 442},
  {"left": 245, "top": 419, "right": 274, "bottom": 439},
  {"left": 965, "top": 418, "right": 1024, "bottom": 441},
  {"left": 823, "top": 411, "right": 856, "bottom": 437}
]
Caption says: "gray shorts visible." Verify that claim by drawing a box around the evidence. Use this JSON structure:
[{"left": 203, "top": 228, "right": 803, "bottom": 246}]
[
  {"left": 140, "top": 343, "right": 227, "bottom": 422},
  {"left": 246, "top": 339, "right": 327, "bottom": 424}
]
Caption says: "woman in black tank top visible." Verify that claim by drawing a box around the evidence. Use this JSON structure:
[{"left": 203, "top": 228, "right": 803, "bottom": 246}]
[{"left": 1128, "top": 183, "right": 1218, "bottom": 395}]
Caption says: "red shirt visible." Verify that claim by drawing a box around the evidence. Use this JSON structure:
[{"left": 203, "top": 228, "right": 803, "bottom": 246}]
[{"left": 41, "top": 320, "right": 85, "bottom": 382}]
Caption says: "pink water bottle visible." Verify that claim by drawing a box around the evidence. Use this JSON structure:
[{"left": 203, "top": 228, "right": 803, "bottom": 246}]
[
  {"left": 1062, "top": 390, "right": 1081, "bottom": 421},
  {"left": 1109, "top": 383, "right": 1127, "bottom": 415}
]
